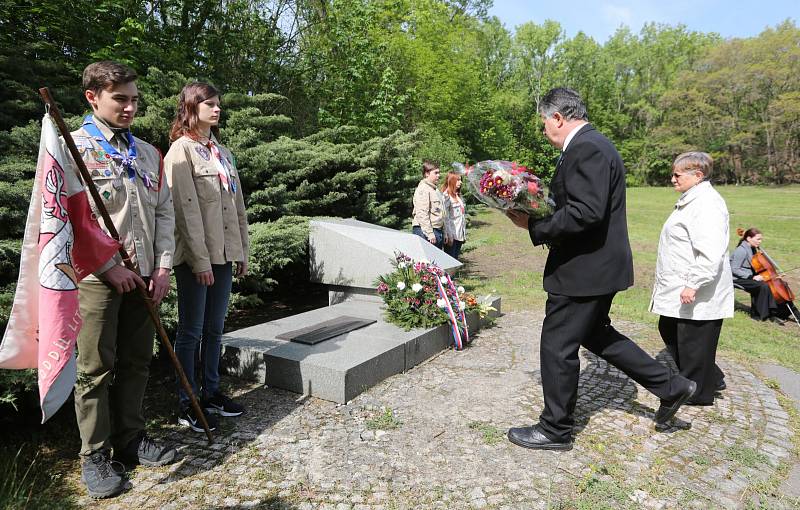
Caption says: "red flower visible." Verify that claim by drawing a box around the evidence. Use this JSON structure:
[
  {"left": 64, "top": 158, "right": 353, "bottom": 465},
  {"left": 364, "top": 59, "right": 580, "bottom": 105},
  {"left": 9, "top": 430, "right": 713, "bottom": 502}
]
[{"left": 527, "top": 181, "right": 539, "bottom": 195}]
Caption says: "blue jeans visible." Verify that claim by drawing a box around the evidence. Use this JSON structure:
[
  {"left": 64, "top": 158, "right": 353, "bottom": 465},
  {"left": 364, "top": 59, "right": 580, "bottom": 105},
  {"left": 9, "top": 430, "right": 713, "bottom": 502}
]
[
  {"left": 174, "top": 263, "right": 233, "bottom": 408},
  {"left": 444, "top": 239, "right": 464, "bottom": 260},
  {"left": 412, "top": 226, "right": 443, "bottom": 249}
]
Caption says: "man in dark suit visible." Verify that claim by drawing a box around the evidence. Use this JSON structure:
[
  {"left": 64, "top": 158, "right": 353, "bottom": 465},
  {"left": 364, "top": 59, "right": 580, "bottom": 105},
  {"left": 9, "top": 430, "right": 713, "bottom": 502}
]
[{"left": 506, "top": 88, "right": 696, "bottom": 450}]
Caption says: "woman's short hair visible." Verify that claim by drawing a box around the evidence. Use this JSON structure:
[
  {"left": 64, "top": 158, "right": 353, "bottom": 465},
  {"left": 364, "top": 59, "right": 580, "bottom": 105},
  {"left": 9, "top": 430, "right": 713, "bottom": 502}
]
[
  {"left": 422, "top": 160, "right": 439, "bottom": 177},
  {"left": 673, "top": 151, "right": 713, "bottom": 179},
  {"left": 441, "top": 172, "right": 461, "bottom": 198},
  {"left": 169, "top": 82, "right": 221, "bottom": 142},
  {"left": 82, "top": 61, "right": 137, "bottom": 94}
]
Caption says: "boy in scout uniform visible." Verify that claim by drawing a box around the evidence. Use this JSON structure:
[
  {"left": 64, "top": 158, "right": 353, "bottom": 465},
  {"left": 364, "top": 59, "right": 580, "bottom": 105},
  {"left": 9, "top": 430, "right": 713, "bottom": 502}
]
[
  {"left": 411, "top": 161, "right": 445, "bottom": 248},
  {"left": 69, "top": 61, "right": 176, "bottom": 498}
]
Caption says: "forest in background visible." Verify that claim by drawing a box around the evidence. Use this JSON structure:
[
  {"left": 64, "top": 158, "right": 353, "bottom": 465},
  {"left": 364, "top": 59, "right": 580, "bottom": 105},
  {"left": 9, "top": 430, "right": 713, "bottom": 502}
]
[
  {"left": 1, "top": 0, "right": 798, "bottom": 403},
  {"left": 4, "top": 1, "right": 800, "bottom": 184}
]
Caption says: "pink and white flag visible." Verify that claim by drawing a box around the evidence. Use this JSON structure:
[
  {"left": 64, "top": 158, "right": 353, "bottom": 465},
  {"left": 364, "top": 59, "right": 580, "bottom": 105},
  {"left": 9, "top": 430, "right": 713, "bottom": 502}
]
[{"left": 0, "top": 114, "right": 120, "bottom": 422}]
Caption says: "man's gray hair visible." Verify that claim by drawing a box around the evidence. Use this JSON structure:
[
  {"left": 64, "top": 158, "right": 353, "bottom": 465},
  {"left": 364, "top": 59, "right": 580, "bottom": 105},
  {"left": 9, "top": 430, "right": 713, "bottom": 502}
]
[{"left": 538, "top": 87, "right": 589, "bottom": 121}]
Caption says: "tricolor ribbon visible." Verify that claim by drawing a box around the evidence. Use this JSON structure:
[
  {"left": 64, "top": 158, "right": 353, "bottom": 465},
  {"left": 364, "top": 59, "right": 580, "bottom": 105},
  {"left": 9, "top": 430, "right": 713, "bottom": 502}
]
[{"left": 435, "top": 273, "right": 470, "bottom": 350}]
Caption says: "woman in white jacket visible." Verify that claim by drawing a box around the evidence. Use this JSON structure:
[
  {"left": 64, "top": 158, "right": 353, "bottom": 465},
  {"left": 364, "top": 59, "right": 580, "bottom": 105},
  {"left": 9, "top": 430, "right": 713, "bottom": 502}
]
[{"left": 650, "top": 152, "right": 734, "bottom": 406}]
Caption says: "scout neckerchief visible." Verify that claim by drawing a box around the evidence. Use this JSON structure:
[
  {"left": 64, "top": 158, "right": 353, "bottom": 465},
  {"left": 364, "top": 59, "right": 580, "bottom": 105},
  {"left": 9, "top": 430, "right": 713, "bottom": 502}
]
[
  {"left": 206, "top": 138, "right": 237, "bottom": 194},
  {"left": 82, "top": 115, "right": 154, "bottom": 190}
]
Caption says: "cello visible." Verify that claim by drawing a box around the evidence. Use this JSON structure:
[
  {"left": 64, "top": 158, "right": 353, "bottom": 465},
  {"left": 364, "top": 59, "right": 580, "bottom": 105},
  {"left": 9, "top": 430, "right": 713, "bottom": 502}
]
[{"left": 750, "top": 247, "right": 800, "bottom": 325}]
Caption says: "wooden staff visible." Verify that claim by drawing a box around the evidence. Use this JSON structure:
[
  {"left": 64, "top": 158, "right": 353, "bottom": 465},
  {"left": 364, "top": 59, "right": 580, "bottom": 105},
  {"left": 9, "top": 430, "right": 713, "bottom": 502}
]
[{"left": 38, "top": 87, "right": 213, "bottom": 444}]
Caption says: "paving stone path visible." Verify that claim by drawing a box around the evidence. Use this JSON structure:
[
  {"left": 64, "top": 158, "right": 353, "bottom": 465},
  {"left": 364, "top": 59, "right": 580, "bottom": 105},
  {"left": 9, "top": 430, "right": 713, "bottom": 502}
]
[{"left": 80, "top": 311, "right": 798, "bottom": 509}]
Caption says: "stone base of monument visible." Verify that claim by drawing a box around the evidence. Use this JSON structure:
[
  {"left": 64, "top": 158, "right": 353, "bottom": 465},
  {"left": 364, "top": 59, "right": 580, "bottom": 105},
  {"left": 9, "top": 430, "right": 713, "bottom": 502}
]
[{"left": 219, "top": 296, "right": 501, "bottom": 404}]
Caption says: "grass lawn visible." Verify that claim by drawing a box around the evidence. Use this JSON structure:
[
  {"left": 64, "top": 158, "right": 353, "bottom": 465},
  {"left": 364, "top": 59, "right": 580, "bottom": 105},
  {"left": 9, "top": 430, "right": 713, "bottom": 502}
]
[{"left": 460, "top": 185, "right": 800, "bottom": 372}]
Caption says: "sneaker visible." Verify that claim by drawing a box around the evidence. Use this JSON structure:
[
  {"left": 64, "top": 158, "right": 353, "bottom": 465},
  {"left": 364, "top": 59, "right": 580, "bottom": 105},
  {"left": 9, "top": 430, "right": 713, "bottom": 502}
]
[
  {"left": 115, "top": 433, "right": 176, "bottom": 467},
  {"left": 178, "top": 406, "right": 219, "bottom": 432},
  {"left": 81, "top": 449, "right": 126, "bottom": 499},
  {"left": 204, "top": 392, "right": 245, "bottom": 417}
]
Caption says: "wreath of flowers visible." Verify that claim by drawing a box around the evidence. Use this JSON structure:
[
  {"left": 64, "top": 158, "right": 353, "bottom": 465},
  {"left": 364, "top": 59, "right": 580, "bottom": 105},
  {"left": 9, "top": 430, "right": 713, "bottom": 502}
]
[{"left": 376, "top": 252, "right": 480, "bottom": 349}]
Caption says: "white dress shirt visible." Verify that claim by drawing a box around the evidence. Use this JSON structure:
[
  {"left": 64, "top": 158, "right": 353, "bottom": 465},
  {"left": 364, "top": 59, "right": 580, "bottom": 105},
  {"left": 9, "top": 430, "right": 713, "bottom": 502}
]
[
  {"left": 561, "top": 122, "right": 587, "bottom": 152},
  {"left": 649, "top": 181, "right": 734, "bottom": 320}
]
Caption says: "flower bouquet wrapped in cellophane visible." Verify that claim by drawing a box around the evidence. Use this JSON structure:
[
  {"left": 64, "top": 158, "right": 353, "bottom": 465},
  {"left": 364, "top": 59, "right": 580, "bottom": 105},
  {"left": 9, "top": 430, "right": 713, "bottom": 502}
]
[{"left": 454, "top": 160, "right": 554, "bottom": 219}]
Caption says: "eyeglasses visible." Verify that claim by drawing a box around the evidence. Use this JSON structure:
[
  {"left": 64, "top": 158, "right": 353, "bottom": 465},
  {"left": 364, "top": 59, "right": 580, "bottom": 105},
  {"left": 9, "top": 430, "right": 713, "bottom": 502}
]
[{"left": 672, "top": 171, "right": 698, "bottom": 179}]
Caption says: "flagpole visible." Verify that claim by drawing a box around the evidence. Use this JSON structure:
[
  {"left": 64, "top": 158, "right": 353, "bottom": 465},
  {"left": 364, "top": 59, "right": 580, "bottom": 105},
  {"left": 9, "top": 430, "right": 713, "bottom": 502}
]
[{"left": 38, "top": 88, "right": 214, "bottom": 444}]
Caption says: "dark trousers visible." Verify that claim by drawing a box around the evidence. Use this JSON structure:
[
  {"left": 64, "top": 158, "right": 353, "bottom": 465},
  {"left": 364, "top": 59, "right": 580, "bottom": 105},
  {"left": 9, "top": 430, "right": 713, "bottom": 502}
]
[
  {"left": 174, "top": 263, "right": 233, "bottom": 408},
  {"left": 658, "top": 316, "right": 724, "bottom": 404},
  {"left": 412, "top": 226, "right": 443, "bottom": 249},
  {"left": 538, "top": 292, "right": 682, "bottom": 442},
  {"left": 444, "top": 239, "right": 464, "bottom": 260},
  {"left": 733, "top": 278, "right": 777, "bottom": 320}
]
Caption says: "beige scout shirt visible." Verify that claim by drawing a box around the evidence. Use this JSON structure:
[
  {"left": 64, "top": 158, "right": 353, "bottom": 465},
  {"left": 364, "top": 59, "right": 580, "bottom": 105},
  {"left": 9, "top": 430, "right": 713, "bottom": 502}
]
[
  {"left": 68, "top": 118, "right": 174, "bottom": 279},
  {"left": 163, "top": 135, "right": 249, "bottom": 274},
  {"left": 411, "top": 179, "right": 444, "bottom": 237}
]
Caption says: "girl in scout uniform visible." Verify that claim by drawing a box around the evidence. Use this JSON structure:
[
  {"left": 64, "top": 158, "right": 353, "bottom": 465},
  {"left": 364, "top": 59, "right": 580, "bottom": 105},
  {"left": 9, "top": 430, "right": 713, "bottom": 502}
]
[{"left": 164, "top": 82, "right": 250, "bottom": 431}]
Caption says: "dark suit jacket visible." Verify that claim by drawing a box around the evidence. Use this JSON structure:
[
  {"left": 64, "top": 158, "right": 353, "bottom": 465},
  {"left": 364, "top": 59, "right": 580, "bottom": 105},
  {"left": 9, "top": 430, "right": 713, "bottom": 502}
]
[{"left": 529, "top": 124, "right": 634, "bottom": 296}]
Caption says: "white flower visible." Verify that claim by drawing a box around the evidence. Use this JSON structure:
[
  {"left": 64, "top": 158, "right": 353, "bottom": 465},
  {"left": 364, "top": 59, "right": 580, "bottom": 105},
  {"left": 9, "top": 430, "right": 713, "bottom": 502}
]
[
  {"left": 419, "top": 258, "right": 429, "bottom": 265},
  {"left": 496, "top": 169, "right": 511, "bottom": 184},
  {"left": 457, "top": 286, "right": 465, "bottom": 294},
  {"left": 436, "top": 299, "right": 446, "bottom": 308},
  {"left": 458, "top": 300, "right": 466, "bottom": 310},
  {"left": 439, "top": 275, "right": 448, "bottom": 284},
  {"left": 396, "top": 281, "right": 406, "bottom": 290},
  {"left": 411, "top": 283, "right": 422, "bottom": 292},
  {"left": 398, "top": 262, "right": 407, "bottom": 269}
]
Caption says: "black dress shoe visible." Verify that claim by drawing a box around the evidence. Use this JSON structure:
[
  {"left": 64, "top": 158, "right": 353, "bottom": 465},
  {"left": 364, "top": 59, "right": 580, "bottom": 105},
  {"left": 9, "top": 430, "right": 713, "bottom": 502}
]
[
  {"left": 685, "top": 398, "right": 714, "bottom": 406},
  {"left": 655, "top": 380, "right": 697, "bottom": 426},
  {"left": 716, "top": 380, "right": 726, "bottom": 392},
  {"left": 507, "top": 425, "right": 573, "bottom": 451}
]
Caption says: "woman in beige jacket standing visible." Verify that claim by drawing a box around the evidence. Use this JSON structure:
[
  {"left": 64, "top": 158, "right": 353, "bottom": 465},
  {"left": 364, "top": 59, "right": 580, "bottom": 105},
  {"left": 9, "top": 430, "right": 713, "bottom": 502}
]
[{"left": 164, "top": 82, "right": 249, "bottom": 431}]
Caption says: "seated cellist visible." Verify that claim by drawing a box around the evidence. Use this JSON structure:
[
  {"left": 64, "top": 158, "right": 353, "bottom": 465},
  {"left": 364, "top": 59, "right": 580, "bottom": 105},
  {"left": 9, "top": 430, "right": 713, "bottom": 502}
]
[{"left": 730, "top": 227, "right": 786, "bottom": 323}]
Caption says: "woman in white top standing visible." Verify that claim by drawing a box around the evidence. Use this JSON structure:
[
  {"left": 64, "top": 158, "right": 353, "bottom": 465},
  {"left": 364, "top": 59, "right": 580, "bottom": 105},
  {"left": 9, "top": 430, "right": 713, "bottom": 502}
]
[
  {"left": 650, "top": 152, "right": 734, "bottom": 406},
  {"left": 441, "top": 171, "right": 466, "bottom": 260}
]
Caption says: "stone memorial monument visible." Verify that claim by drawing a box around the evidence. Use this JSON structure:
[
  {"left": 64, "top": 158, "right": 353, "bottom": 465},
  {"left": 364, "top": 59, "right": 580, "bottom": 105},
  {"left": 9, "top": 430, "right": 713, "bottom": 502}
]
[{"left": 220, "top": 218, "right": 500, "bottom": 403}]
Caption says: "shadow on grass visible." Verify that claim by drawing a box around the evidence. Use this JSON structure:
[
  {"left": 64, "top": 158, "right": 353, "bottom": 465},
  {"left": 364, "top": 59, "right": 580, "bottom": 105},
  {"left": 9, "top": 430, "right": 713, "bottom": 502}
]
[{"left": 467, "top": 218, "right": 492, "bottom": 229}]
